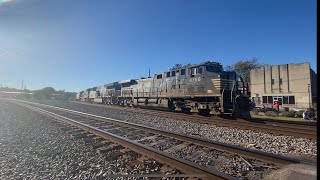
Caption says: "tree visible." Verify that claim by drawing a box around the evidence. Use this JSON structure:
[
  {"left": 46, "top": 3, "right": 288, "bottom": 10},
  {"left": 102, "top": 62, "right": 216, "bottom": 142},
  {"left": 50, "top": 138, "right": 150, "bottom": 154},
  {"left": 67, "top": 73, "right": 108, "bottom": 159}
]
[
  {"left": 33, "top": 87, "right": 56, "bottom": 99},
  {"left": 64, "top": 92, "right": 77, "bottom": 101},
  {"left": 170, "top": 63, "right": 193, "bottom": 71},
  {"left": 225, "top": 58, "right": 269, "bottom": 82},
  {"left": 0, "top": 87, "right": 20, "bottom": 92},
  {"left": 182, "top": 63, "right": 193, "bottom": 68},
  {"left": 170, "top": 64, "right": 183, "bottom": 70}
]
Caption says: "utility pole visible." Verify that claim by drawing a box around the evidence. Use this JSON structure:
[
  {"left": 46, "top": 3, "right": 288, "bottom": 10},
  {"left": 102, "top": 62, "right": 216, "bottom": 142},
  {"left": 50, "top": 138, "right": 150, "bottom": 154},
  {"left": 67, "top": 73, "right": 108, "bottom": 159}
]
[{"left": 21, "top": 80, "right": 24, "bottom": 94}]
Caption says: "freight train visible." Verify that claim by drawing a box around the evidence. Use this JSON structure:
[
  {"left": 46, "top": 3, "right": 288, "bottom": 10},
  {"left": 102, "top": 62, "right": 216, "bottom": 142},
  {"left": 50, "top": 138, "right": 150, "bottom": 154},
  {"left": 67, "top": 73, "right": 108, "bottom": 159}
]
[{"left": 76, "top": 61, "right": 252, "bottom": 119}]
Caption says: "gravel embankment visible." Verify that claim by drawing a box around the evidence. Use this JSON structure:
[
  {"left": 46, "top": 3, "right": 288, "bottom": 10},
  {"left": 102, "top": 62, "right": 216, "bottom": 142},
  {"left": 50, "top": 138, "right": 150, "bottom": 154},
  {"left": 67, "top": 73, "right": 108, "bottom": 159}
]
[
  {"left": 0, "top": 100, "right": 178, "bottom": 179},
  {"left": 31, "top": 106, "right": 278, "bottom": 180},
  {"left": 23, "top": 99, "right": 317, "bottom": 157}
]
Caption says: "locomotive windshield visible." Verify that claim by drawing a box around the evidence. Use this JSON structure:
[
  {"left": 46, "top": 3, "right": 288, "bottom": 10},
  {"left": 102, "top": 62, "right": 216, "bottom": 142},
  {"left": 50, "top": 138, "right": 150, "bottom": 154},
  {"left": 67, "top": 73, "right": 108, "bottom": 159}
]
[{"left": 206, "top": 65, "right": 222, "bottom": 73}]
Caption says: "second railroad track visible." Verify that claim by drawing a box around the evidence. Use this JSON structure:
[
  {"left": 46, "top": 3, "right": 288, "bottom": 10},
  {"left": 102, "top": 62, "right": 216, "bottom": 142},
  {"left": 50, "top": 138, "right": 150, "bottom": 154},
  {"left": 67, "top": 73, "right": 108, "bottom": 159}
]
[{"left": 9, "top": 99, "right": 317, "bottom": 179}]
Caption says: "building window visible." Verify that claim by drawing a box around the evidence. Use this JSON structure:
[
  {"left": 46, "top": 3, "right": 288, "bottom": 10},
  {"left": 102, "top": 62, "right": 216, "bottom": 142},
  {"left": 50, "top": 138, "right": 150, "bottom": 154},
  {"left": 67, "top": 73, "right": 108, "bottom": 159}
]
[
  {"left": 262, "top": 96, "right": 274, "bottom": 103},
  {"left": 167, "top": 72, "right": 170, "bottom": 77},
  {"left": 283, "top": 96, "right": 288, "bottom": 104},
  {"left": 271, "top": 79, "right": 274, "bottom": 84},
  {"left": 263, "top": 96, "right": 267, "bottom": 103},
  {"left": 289, "top": 96, "right": 295, "bottom": 104},
  {"left": 157, "top": 74, "right": 162, "bottom": 79}
]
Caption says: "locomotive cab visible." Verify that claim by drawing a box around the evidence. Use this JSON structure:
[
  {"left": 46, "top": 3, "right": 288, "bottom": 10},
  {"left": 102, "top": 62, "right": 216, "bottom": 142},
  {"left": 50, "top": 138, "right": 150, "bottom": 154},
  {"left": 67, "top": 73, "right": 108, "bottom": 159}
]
[{"left": 181, "top": 61, "right": 251, "bottom": 119}]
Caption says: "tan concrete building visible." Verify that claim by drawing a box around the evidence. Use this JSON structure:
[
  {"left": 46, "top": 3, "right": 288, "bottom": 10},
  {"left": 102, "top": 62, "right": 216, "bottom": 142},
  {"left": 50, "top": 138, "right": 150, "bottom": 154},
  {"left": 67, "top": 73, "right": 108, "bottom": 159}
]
[{"left": 250, "top": 62, "right": 317, "bottom": 110}]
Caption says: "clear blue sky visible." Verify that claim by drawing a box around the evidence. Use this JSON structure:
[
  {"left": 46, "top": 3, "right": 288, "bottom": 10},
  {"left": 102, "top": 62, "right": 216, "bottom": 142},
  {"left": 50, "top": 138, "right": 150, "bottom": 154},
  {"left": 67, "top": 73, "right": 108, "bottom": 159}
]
[{"left": 0, "top": 0, "right": 316, "bottom": 92}]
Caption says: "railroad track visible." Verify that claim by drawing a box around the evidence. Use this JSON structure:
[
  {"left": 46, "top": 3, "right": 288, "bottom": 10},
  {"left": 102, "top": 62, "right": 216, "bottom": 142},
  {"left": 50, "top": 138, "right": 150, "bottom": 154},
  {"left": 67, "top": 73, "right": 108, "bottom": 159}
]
[
  {"left": 10, "top": 100, "right": 232, "bottom": 180},
  {"left": 71, "top": 101, "right": 317, "bottom": 140},
  {"left": 9, "top": 99, "right": 317, "bottom": 179}
]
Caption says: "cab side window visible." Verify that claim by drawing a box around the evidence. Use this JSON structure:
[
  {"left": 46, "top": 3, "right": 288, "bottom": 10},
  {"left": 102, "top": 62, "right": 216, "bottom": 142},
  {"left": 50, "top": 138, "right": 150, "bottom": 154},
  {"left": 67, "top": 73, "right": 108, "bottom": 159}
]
[
  {"left": 166, "top": 72, "right": 170, "bottom": 77},
  {"left": 181, "top": 69, "right": 186, "bottom": 75},
  {"left": 192, "top": 68, "right": 197, "bottom": 75}
]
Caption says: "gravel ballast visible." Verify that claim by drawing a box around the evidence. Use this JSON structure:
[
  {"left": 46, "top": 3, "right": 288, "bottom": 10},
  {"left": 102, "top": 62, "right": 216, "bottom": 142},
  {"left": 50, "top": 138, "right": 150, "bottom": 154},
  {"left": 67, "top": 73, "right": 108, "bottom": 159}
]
[
  {"left": 0, "top": 100, "right": 181, "bottom": 179},
  {"left": 24, "top": 99, "right": 317, "bottom": 158}
]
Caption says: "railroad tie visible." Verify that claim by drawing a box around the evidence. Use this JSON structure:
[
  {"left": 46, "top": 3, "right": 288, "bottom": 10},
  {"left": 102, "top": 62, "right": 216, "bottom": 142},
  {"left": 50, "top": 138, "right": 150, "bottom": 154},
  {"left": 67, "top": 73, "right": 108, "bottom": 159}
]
[
  {"left": 70, "top": 133, "right": 88, "bottom": 139},
  {"left": 96, "top": 144, "right": 122, "bottom": 154}
]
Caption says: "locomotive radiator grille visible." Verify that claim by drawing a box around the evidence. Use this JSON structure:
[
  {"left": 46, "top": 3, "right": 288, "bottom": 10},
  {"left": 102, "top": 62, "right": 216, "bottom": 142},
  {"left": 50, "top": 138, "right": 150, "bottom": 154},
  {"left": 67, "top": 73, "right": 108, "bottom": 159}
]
[{"left": 211, "top": 79, "right": 235, "bottom": 90}]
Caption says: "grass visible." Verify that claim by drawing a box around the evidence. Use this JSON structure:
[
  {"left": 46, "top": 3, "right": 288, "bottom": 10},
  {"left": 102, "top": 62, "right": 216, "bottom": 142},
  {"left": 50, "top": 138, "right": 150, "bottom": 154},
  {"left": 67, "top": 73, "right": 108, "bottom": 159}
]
[{"left": 251, "top": 114, "right": 316, "bottom": 122}]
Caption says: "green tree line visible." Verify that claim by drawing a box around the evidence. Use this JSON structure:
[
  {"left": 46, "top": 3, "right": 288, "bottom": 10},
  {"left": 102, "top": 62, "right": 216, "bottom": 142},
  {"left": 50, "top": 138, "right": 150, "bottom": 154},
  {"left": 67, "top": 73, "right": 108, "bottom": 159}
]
[{"left": 0, "top": 86, "right": 76, "bottom": 100}]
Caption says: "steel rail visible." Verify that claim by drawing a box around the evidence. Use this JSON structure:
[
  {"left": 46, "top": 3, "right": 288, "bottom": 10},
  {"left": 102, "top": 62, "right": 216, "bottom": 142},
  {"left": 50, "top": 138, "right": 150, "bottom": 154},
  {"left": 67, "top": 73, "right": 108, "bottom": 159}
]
[
  {"left": 71, "top": 101, "right": 317, "bottom": 140},
  {"left": 11, "top": 100, "right": 237, "bottom": 180},
  {"left": 72, "top": 101, "right": 317, "bottom": 129},
  {"left": 11, "top": 99, "right": 317, "bottom": 166}
]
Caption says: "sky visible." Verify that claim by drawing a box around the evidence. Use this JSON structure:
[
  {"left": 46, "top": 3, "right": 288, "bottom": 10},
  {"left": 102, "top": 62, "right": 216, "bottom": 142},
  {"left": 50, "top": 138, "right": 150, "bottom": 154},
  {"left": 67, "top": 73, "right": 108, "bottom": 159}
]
[{"left": 0, "top": 0, "right": 317, "bottom": 92}]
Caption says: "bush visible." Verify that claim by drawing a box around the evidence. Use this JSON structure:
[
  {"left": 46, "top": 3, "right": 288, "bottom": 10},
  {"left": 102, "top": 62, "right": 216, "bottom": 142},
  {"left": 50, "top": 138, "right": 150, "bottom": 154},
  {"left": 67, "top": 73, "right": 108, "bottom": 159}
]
[
  {"left": 281, "top": 110, "right": 304, "bottom": 118},
  {"left": 265, "top": 111, "right": 278, "bottom": 117},
  {"left": 294, "top": 110, "right": 304, "bottom": 118},
  {"left": 251, "top": 109, "right": 259, "bottom": 115},
  {"left": 281, "top": 111, "right": 295, "bottom": 117}
]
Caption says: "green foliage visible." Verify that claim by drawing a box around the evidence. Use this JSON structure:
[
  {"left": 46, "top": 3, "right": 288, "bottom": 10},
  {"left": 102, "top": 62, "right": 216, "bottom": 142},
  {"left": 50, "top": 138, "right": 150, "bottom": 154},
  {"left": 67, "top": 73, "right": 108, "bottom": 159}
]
[
  {"left": 224, "top": 58, "right": 269, "bottom": 82},
  {"left": 281, "top": 111, "right": 296, "bottom": 117},
  {"left": 309, "top": 108, "right": 316, "bottom": 112},
  {"left": 63, "top": 92, "right": 77, "bottom": 101},
  {"left": 281, "top": 110, "right": 304, "bottom": 118},
  {"left": 183, "top": 63, "right": 193, "bottom": 68},
  {"left": 0, "top": 87, "right": 21, "bottom": 92},
  {"left": 294, "top": 110, "right": 304, "bottom": 118},
  {"left": 170, "top": 64, "right": 183, "bottom": 70},
  {"left": 170, "top": 63, "right": 193, "bottom": 70},
  {"left": 265, "top": 111, "right": 278, "bottom": 117},
  {"left": 21, "top": 87, "right": 74, "bottom": 100},
  {"left": 251, "top": 109, "right": 259, "bottom": 115},
  {"left": 2, "top": 85, "right": 75, "bottom": 101},
  {"left": 33, "top": 87, "right": 56, "bottom": 100}
]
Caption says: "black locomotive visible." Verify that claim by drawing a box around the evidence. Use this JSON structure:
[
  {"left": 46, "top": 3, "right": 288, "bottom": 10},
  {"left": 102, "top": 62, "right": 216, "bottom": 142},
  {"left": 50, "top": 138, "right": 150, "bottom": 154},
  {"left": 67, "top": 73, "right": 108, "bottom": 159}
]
[{"left": 76, "top": 61, "right": 252, "bottom": 119}]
